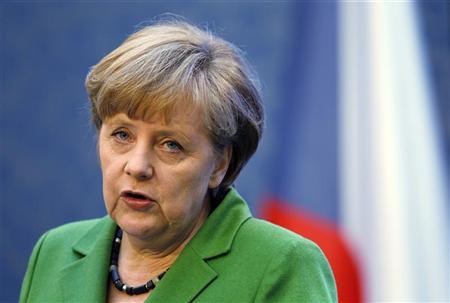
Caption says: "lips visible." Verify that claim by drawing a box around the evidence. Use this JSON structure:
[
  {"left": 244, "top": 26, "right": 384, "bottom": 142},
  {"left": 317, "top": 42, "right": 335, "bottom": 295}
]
[{"left": 120, "top": 190, "right": 154, "bottom": 210}]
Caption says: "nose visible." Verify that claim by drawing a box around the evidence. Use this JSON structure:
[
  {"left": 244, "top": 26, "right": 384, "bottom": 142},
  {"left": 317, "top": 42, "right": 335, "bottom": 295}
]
[{"left": 124, "top": 145, "right": 153, "bottom": 181}]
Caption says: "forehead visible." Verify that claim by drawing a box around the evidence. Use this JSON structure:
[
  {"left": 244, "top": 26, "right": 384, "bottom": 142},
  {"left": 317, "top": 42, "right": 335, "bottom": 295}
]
[{"left": 104, "top": 102, "right": 206, "bottom": 133}]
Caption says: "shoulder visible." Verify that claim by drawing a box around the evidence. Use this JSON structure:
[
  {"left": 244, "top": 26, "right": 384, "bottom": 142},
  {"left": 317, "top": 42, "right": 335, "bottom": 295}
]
[
  {"left": 38, "top": 217, "right": 107, "bottom": 248},
  {"left": 46, "top": 217, "right": 105, "bottom": 236},
  {"left": 231, "top": 216, "right": 333, "bottom": 280},
  {"left": 239, "top": 217, "right": 303, "bottom": 241},
  {"left": 200, "top": 217, "right": 337, "bottom": 302},
  {"left": 25, "top": 217, "right": 110, "bottom": 263},
  {"left": 237, "top": 217, "right": 322, "bottom": 255},
  {"left": 239, "top": 218, "right": 337, "bottom": 302},
  {"left": 19, "top": 217, "right": 112, "bottom": 303},
  {"left": 25, "top": 216, "right": 114, "bottom": 266},
  {"left": 239, "top": 218, "right": 334, "bottom": 281}
]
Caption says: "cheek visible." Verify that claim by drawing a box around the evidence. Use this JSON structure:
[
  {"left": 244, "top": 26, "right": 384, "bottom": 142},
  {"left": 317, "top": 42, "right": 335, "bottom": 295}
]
[
  {"left": 164, "top": 161, "right": 215, "bottom": 208},
  {"left": 99, "top": 140, "right": 121, "bottom": 182},
  {"left": 98, "top": 140, "right": 111, "bottom": 170},
  {"left": 101, "top": 168, "right": 116, "bottom": 213},
  {"left": 98, "top": 142, "right": 121, "bottom": 211}
]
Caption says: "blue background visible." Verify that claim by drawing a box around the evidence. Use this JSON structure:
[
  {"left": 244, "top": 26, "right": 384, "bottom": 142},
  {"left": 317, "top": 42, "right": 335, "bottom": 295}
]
[{"left": 1, "top": 2, "right": 448, "bottom": 302}]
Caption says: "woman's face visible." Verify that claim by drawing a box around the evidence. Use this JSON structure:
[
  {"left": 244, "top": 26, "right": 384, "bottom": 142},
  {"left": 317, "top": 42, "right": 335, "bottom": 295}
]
[{"left": 98, "top": 105, "right": 230, "bottom": 249}]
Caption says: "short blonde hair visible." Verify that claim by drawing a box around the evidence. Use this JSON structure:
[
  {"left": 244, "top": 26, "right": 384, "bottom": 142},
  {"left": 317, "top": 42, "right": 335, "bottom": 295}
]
[{"left": 85, "top": 20, "right": 264, "bottom": 196}]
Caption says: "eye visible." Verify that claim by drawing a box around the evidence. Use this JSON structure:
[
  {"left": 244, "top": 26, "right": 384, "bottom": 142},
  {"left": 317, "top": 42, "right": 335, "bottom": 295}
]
[
  {"left": 111, "top": 130, "right": 131, "bottom": 142},
  {"left": 163, "top": 140, "right": 183, "bottom": 152}
]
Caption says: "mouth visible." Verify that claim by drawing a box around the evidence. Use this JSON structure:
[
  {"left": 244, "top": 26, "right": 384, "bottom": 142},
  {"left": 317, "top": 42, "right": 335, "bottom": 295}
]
[
  {"left": 121, "top": 190, "right": 152, "bottom": 201},
  {"left": 120, "top": 190, "right": 155, "bottom": 209}
]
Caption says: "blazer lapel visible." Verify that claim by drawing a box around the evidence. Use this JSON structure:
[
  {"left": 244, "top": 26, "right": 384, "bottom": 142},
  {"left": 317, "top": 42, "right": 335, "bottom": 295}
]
[
  {"left": 59, "top": 217, "right": 116, "bottom": 303},
  {"left": 146, "top": 188, "right": 252, "bottom": 303},
  {"left": 146, "top": 245, "right": 217, "bottom": 303}
]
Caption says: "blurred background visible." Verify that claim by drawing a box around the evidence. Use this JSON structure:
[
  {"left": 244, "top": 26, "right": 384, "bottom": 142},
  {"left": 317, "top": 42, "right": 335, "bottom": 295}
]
[{"left": 1, "top": 1, "right": 448, "bottom": 302}]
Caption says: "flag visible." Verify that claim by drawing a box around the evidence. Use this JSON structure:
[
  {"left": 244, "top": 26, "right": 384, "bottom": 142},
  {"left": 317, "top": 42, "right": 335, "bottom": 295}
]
[{"left": 260, "top": 2, "right": 449, "bottom": 302}]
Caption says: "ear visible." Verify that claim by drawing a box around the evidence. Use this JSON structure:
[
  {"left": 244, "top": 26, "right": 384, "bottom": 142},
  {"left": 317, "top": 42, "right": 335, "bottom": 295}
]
[{"left": 208, "top": 145, "right": 232, "bottom": 189}]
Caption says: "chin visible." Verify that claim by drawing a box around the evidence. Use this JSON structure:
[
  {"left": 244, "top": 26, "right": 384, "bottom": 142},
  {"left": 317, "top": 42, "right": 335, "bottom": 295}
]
[{"left": 115, "top": 214, "right": 164, "bottom": 239}]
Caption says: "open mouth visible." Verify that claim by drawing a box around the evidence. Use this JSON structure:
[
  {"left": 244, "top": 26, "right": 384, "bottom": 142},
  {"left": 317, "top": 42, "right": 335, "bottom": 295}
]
[
  {"left": 121, "top": 191, "right": 152, "bottom": 201},
  {"left": 121, "top": 191, "right": 154, "bottom": 210}
]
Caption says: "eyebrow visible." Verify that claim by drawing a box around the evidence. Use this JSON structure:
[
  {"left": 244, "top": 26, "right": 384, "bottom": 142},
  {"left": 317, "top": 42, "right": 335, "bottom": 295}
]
[
  {"left": 109, "top": 120, "right": 134, "bottom": 128},
  {"left": 155, "top": 130, "right": 193, "bottom": 144},
  {"left": 106, "top": 112, "right": 206, "bottom": 140},
  {"left": 107, "top": 118, "right": 194, "bottom": 142}
]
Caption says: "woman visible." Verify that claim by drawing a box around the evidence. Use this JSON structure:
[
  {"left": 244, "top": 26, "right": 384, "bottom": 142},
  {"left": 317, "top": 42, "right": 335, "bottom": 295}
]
[{"left": 20, "top": 20, "right": 337, "bottom": 303}]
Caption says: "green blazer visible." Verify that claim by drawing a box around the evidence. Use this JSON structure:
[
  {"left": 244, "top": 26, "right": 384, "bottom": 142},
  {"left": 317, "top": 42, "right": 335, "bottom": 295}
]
[{"left": 20, "top": 189, "right": 337, "bottom": 302}]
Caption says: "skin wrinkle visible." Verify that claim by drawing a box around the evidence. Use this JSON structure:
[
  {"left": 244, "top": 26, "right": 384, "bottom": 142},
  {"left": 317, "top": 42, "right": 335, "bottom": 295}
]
[{"left": 100, "top": 107, "right": 230, "bottom": 262}]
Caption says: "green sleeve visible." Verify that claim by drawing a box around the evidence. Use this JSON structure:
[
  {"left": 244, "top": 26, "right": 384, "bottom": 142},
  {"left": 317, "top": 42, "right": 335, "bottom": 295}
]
[
  {"left": 19, "top": 231, "right": 49, "bottom": 303},
  {"left": 254, "top": 239, "right": 338, "bottom": 303}
]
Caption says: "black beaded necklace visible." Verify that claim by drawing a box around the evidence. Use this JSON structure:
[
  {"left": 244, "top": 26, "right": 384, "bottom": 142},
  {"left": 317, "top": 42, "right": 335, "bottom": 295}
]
[{"left": 109, "top": 227, "right": 167, "bottom": 296}]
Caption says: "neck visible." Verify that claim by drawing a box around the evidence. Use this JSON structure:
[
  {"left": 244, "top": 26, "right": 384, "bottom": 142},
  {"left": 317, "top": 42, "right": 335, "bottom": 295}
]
[
  {"left": 118, "top": 236, "right": 181, "bottom": 277},
  {"left": 118, "top": 201, "right": 210, "bottom": 277}
]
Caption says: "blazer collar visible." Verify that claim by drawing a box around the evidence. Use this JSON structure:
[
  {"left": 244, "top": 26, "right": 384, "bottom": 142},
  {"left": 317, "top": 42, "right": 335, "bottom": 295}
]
[
  {"left": 59, "top": 216, "right": 116, "bottom": 302},
  {"left": 147, "top": 188, "right": 252, "bottom": 302},
  {"left": 189, "top": 188, "right": 252, "bottom": 259},
  {"left": 59, "top": 188, "right": 251, "bottom": 303}
]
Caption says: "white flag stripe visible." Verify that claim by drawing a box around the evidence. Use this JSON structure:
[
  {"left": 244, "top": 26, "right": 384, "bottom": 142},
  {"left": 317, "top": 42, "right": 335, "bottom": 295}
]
[{"left": 339, "top": 2, "right": 449, "bottom": 301}]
